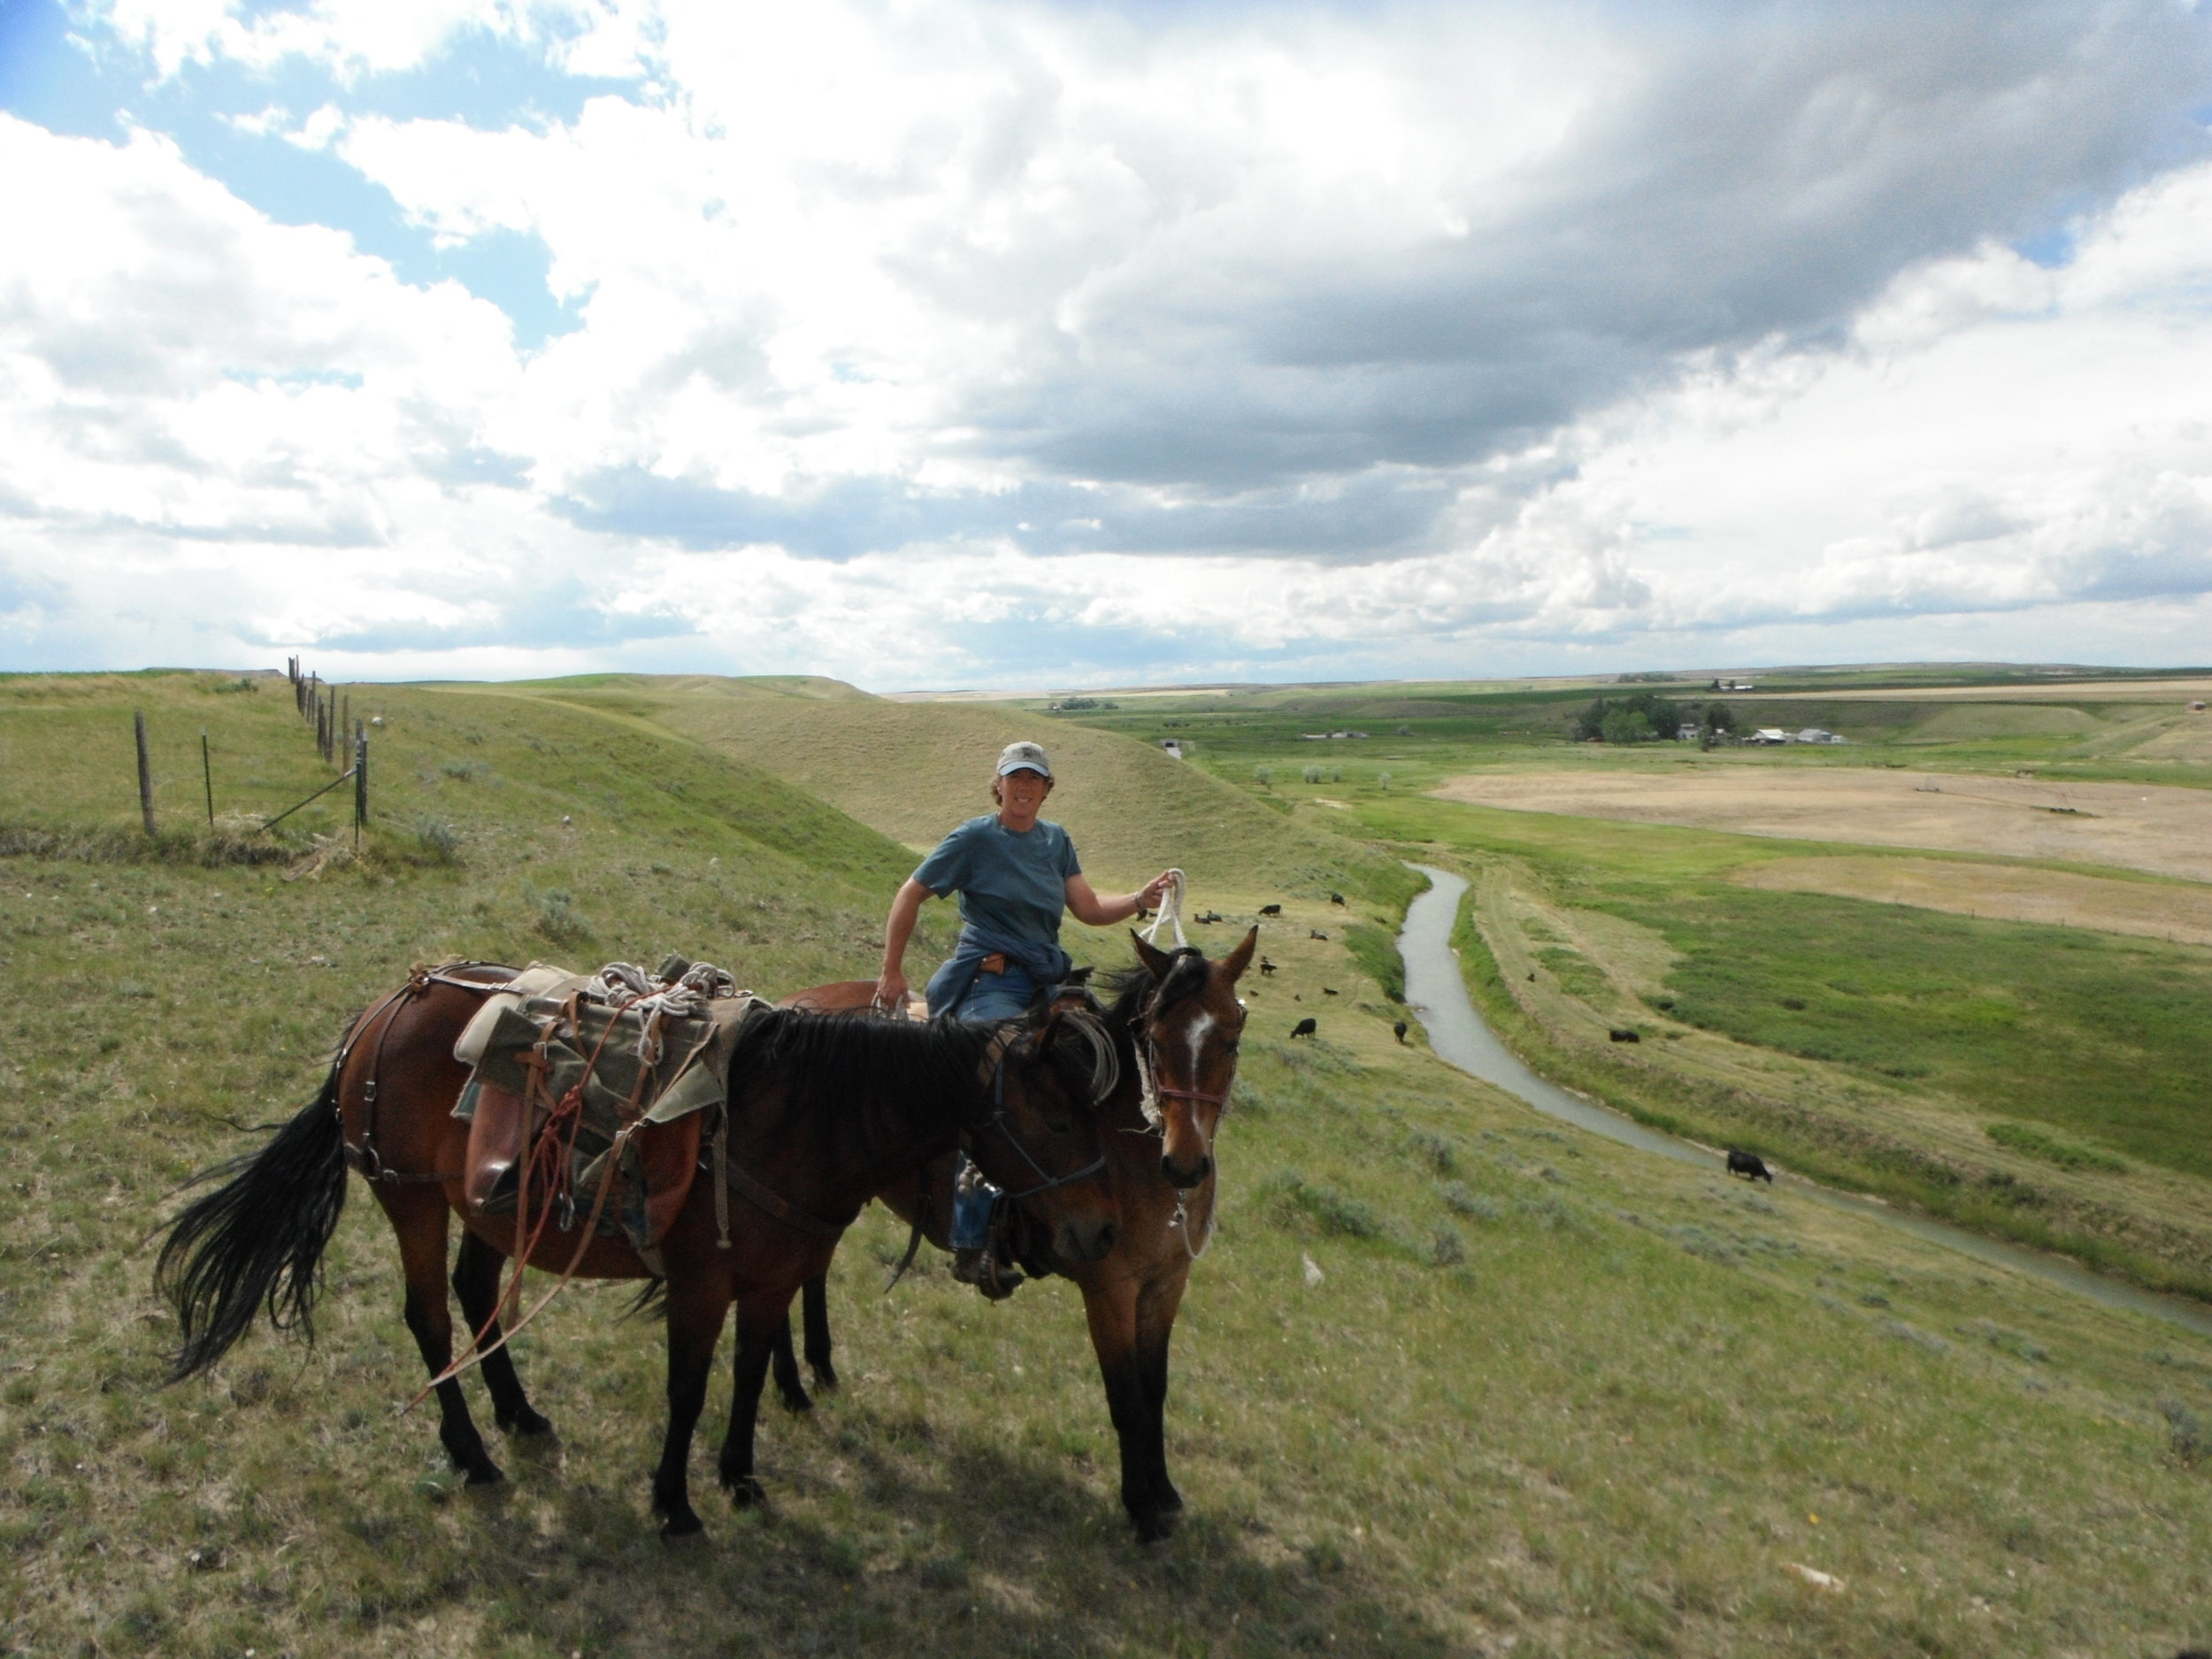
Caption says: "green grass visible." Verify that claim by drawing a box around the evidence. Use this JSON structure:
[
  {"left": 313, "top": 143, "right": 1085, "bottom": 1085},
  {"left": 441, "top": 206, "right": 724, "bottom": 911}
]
[
  {"left": 1985, "top": 1122, "right": 2131, "bottom": 1174},
  {"left": 7, "top": 672, "right": 2212, "bottom": 1655}
]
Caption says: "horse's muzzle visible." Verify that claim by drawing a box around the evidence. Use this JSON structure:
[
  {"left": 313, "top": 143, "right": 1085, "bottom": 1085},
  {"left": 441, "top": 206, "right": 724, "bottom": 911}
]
[
  {"left": 1160, "top": 1150, "right": 1212, "bottom": 1189},
  {"left": 1057, "top": 1217, "right": 1119, "bottom": 1263}
]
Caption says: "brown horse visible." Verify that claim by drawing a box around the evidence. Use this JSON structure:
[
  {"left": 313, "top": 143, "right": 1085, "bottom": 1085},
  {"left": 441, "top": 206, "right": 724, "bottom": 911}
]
[
  {"left": 157, "top": 964, "right": 1123, "bottom": 1537},
  {"left": 780, "top": 928, "right": 1256, "bottom": 1540}
]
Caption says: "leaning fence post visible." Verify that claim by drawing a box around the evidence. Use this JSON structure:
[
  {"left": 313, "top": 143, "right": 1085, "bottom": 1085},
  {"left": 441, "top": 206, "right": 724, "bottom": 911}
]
[
  {"left": 354, "top": 726, "right": 368, "bottom": 845},
  {"left": 134, "top": 710, "right": 155, "bottom": 837},
  {"left": 202, "top": 731, "right": 214, "bottom": 826}
]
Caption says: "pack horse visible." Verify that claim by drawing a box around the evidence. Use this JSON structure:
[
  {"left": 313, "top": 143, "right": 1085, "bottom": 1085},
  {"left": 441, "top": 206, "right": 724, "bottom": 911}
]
[{"left": 157, "top": 956, "right": 1123, "bottom": 1538}]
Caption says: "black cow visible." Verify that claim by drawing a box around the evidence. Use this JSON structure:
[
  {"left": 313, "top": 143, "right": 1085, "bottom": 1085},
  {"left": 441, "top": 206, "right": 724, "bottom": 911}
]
[
  {"left": 1258, "top": 903, "right": 1283, "bottom": 917},
  {"left": 1726, "top": 1149, "right": 1774, "bottom": 1184},
  {"left": 1393, "top": 1020, "right": 1409, "bottom": 1044},
  {"left": 1259, "top": 957, "right": 1278, "bottom": 976},
  {"left": 1291, "top": 1018, "right": 1317, "bottom": 1039},
  {"left": 1310, "top": 928, "right": 1329, "bottom": 941},
  {"left": 1608, "top": 1027, "right": 1640, "bottom": 1042},
  {"left": 1321, "top": 987, "right": 1339, "bottom": 996},
  {"left": 1194, "top": 910, "right": 1224, "bottom": 924},
  {"left": 1330, "top": 892, "right": 1348, "bottom": 907}
]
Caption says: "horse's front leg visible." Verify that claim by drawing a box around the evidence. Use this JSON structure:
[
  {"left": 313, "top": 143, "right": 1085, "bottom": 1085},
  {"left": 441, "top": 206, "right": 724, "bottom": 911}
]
[
  {"left": 650, "top": 1273, "right": 732, "bottom": 1538},
  {"left": 382, "top": 1189, "right": 503, "bottom": 1486},
  {"left": 1133, "top": 1268, "right": 1193, "bottom": 1518},
  {"left": 452, "top": 1228, "right": 552, "bottom": 1438},
  {"left": 1079, "top": 1274, "right": 1175, "bottom": 1540},
  {"left": 719, "top": 1291, "right": 799, "bottom": 1506}
]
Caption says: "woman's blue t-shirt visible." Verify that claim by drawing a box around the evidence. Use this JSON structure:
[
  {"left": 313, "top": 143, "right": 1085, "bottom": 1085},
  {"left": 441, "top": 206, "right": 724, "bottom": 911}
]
[{"left": 912, "top": 814, "right": 1082, "bottom": 949}]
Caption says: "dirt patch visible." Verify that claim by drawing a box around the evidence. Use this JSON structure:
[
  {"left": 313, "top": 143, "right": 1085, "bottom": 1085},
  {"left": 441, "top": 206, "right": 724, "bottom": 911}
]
[
  {"left": 1735, "top": 856, "right": 2212, "bottom": 947},
  {"left": 1431, "top": 767, "right": 2212, "bottom": 882}
]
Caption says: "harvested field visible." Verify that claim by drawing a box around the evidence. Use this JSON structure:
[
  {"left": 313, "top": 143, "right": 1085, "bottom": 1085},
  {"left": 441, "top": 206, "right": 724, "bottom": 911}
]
[
  {"left": 1430, "top": 767, "right": 2212, "bottom": 881},
  {"left": 1755, "top": 676, "right": 2212, "bottom": 703},
  {"left": 1734, "top": 856, "right": 2212, "bottom": 947}
]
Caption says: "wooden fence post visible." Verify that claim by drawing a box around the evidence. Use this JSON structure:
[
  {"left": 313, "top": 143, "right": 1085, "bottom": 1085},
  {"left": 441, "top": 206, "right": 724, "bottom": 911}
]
[
  {"left": 354, "top": 725, "right": 368, "bottom": 845},
  {"left": 134, "top": 710, "right": 155, "bottom": 837},
  {"left": 202, "top": 731, "right": 214, "bottom": 826}
]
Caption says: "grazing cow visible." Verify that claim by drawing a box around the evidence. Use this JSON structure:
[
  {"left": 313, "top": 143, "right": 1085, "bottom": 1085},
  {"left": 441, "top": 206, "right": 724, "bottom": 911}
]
[
  {"left": 1393, "top": 1020, "right": 1408, "bottom": 1044},
  {"left": 1321, "top": 987, "right": 1339, "bottom": 996},
  {"left": 1258, "top": 903, "right": 1282, "bottom": 917},
  {"left": 1726, "top": 1149, "right": 1774, "bottom": 1184},
  {"left": 1310, "top": 929, "right": 1329, "bottom": 941},
  {"left": 1291, "top": 1018, "right": 1317, "bottom": 1039},
  {"left": 1527, "top": 971, "right": 1536, "bottom": 982},
  {"left": 1608, "top": 1027, "right": 1640, "bottom": 1043},
  {"left": 1330, "top": 892, "right": 1348, "bottom": 907},
  {"left": 1194, "top": 910, "right": 1224, "bottom": 925},
  {"left": 1259, "top": 957, "right": 1278, "bottom": 976}
]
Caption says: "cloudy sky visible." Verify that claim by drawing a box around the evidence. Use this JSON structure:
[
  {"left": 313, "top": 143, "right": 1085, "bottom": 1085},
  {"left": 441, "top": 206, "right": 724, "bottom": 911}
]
[{"left": 3, "top": 0, "right": 2210, "bottom": 689}]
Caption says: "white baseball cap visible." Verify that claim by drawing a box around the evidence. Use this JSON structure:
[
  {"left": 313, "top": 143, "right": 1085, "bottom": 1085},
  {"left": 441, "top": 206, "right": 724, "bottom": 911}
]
[{"left": 996, "top": 741, "right": 1054, "bottom": 778}]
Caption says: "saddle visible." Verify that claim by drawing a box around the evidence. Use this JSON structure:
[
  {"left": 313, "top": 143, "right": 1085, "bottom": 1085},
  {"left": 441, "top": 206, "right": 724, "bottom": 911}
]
[{"left": 452, "top": 956, "right": 761, "bottom": 1269}]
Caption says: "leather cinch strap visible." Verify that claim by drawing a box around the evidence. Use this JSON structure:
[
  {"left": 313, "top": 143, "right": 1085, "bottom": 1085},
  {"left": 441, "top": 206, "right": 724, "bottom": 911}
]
[{"left": 722, "top": 1161, "right": 856, "bottom": 1237}]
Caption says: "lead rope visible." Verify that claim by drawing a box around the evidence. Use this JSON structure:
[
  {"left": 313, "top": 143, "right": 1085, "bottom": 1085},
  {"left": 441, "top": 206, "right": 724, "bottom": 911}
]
[
  {"left": 1168, "top": 1179, "right": 1217, "bottom": 1260},
  {"left": 1140, "top": 868, "right": 1188, "bottom": 951}
]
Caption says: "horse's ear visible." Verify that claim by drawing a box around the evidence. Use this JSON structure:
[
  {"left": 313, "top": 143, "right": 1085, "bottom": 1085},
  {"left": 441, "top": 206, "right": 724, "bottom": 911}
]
[
  {"left": 1130, "top": 930, "right": 1174, "bottom": 979},
  {"left": 1222, "top": 926, "right": 1259, "bottom": 983}
]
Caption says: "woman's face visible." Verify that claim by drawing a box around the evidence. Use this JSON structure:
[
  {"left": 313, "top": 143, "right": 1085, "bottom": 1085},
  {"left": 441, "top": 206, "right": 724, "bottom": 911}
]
[{"left": 995, "top": 767, "right": 1051, "bottom": 818}]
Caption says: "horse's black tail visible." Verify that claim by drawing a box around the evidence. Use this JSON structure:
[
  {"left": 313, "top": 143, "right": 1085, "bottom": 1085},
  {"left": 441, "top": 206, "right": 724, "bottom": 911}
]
[{"left": 156, "top": 1064, "right": 349, "bottom": 1381}]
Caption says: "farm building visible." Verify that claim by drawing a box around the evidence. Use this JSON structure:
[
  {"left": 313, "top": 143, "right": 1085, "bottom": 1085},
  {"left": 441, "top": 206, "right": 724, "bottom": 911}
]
[
  {"left": 1794, "top": 727, "right": 1843, "bottom": 744},
  {"left": 1750, "top": 727, "right": 1788, "bottom": 744}
]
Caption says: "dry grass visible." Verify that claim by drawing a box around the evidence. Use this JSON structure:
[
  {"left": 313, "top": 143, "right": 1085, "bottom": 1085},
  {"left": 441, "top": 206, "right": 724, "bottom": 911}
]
[
  {"left": 1430, "top": 766, "right": 2212, "bottom": 882},
  {"left": 1735, "top": 855, "right": 2212, "bottom": 947}
]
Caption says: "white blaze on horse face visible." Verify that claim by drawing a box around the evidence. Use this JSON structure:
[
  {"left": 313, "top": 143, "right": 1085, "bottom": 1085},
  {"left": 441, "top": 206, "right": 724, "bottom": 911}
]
[{"left": 1184, "top": 1010, "right": 1216, "bottom": 1083}]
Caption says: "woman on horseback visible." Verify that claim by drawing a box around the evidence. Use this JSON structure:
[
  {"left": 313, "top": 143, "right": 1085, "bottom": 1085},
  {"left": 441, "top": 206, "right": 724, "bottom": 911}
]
[{"left": 873, "top": 740, "right": 1174, "bottom": 1281}]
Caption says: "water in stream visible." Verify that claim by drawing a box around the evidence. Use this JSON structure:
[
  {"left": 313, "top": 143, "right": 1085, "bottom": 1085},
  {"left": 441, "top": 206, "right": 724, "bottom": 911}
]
[{"left": 1398, "top": 863, "right": 2212, "bottom": 1340}]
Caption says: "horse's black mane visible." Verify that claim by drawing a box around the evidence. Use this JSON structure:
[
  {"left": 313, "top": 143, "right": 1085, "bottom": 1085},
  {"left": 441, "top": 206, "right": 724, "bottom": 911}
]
[
  {"left": 1104, "top": 946, "right": 1211, "bottom": 1026},
  {"left": 728, "top": 1007, "right": 1000, "bottom": 1133}
]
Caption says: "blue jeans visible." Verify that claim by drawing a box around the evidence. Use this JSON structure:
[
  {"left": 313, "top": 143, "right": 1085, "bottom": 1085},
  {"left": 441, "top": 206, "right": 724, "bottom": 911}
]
[{"left": 948, "top": 965, "right": 1033, "bottom": 1247}]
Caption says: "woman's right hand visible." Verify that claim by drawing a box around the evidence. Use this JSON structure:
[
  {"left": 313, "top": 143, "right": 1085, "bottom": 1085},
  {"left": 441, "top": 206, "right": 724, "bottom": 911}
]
[{"left": 873, "top": 966, "right": 909, "bottom": 1012}]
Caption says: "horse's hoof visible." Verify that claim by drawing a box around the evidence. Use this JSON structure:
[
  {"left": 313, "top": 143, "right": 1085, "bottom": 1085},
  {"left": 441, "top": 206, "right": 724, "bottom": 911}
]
[
  {"left": 721, "top": 1473, "right": 766, "bottom": 1508},
  {"left": 499, "top": 1407, "right": 555, "bottom": 1438},
  {"left": 1132, "top": 1508, "right": 1179, "bottom": 1543},
  {"left": 809, "top": 1366, "right": 840, "bottom": 1394},
  {"left": 1154, "top": 1482, "right": 1184, "bottom": 1514},
  {"left": 462, "top": 1462, "right": 506, "bottom": 1488},
  {"left": 659, "top": 1510, "right": 706, "bottom": 1540},
  {"left": 774, "top": 1385, "right": 814, "bottom": 1415}
]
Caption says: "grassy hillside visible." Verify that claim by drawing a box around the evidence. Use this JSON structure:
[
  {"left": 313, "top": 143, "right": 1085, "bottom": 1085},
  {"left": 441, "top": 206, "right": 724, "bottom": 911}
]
[
  {"left": 4, "top": 673, "right": 2212, "bottom": 1655},
  {"left": 549, "top": 682, "right": 1420, "bottom": 910}
]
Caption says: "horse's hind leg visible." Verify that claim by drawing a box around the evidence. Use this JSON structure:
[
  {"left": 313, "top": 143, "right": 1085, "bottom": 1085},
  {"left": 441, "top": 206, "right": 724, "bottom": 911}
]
[
  {"left": 770, "top": 1316, "right": 811, "bottom": 1413},
  {"left": 718, "top": 1294, "right": 796, "bottom": 1507},
  {"left": 385, "top": 1190, "right": 503, "bottom": 1485},
  {"left": 452, "top": 1229, "right": 552, "bottom": 1438},
  {"left": 801, "top": 1272, "right": 838, "bottom": 1391}
]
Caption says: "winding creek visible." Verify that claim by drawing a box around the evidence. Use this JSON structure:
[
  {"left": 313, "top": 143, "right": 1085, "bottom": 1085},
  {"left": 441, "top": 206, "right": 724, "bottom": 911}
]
[{"left": 1396, "top": 863, "right": 2212, "bottom": 1340}]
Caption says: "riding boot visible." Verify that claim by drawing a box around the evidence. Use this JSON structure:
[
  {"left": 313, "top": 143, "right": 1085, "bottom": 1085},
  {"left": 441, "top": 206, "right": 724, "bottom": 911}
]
[{"left": 949, "top": 1153, "right": 1009, "bottom": 1292}]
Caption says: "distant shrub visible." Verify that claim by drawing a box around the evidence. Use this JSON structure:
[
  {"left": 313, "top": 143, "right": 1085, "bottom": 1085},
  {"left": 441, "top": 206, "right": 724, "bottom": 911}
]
[
  {"left": 211, "top": 676, "right": 258, "bottom": 695},
  {"left": 1985, "top": 1121, "right": 2127, "bottom": 1173},
  {"left": 407, "top": 814, "right": 462, "bottom": 864},
  {"left": 1253, "top": 765, "right": 1273, "bottom": 787},
  {"left": 1439, "top": 1181, "right": 1501, "bottom": 1221},
  {"left": 526, "top": 884, "right": 589, "bottom": 945},
  {"left": 2159, "top": 1398, "right": 2204, "bottom": 1467},
  {"left": 1407, "top": 1129, "right": 1455, "bottom": 1172},
  {"left": 1302, "top": 764, "right": 1325, "bottom": 784},
  {"left": 441, "top": 758, "right": 495, "bottom": 783},
  {"left": 1376, "top": 772, "right": 1392, "bottom": 789},
  {"left": 1429, "top": 1225, "right": 1465, "bottom": 1267},
  {"left": 1258, "top": 1167, "right": 1386, "bottom": 1240}
]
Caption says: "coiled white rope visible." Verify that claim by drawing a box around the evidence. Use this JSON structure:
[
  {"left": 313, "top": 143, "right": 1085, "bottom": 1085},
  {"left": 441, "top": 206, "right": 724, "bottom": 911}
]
[{"left": 1140, "top": 867, "right": 1189, "bottom": 951}]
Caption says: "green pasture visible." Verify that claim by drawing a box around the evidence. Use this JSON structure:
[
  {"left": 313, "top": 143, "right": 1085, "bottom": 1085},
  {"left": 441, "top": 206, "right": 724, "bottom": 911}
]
[{"left": 5, "top": 672, "right": 2212, "bottom": 1655}]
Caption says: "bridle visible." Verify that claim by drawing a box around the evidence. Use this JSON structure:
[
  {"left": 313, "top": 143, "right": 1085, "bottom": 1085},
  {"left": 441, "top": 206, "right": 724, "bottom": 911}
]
[{"left": 968, "top": 1029, "right": 1109, "bottom": 1202}]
